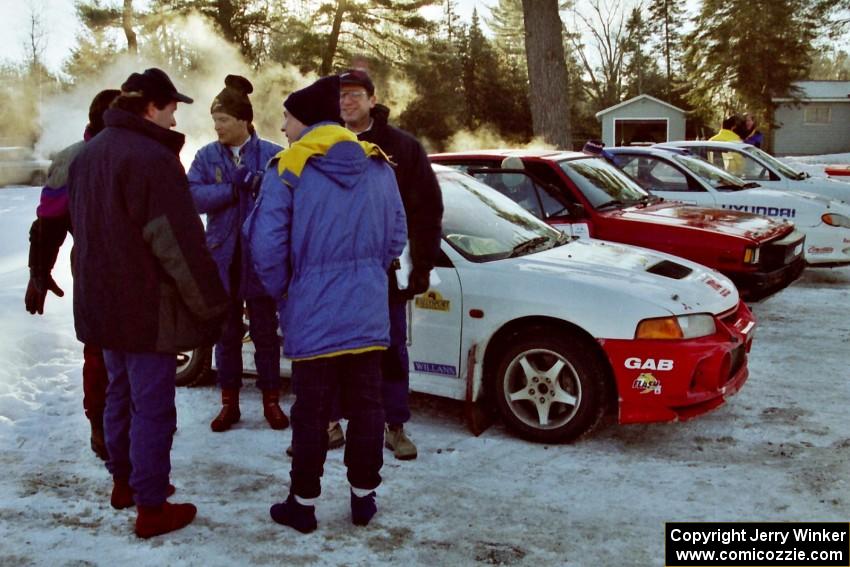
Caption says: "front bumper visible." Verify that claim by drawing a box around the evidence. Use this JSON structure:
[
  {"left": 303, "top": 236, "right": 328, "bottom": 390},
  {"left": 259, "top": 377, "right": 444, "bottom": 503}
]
[
  {"left": 599, "top": 300, "right": 755, "bottom": 424},
  {"left": 730, "top": 255, "right": 805, "bottom": 302}
]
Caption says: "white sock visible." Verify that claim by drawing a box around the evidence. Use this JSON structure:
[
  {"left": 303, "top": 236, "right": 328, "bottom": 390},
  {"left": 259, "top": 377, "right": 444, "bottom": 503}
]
[
  {"left": 350, "top": 485, "right": 375, "bottom": 498},
  {"left": 294, "top": 495, "right": 317, "bottom": 506}
]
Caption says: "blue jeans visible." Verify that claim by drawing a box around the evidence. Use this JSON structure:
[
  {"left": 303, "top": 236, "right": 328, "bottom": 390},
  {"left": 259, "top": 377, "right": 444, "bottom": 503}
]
[
  {"left": 330, "top": 300, "right": 410, "bottom": 426},
  {"left": 215, "top": 295, "right": 281, "bottom": 391},
  {"left": 289, "top": 351, "right": 385, "bottom": 499},
  {"left": 102, "top": 350, "right": 176, "bottom": 507}
]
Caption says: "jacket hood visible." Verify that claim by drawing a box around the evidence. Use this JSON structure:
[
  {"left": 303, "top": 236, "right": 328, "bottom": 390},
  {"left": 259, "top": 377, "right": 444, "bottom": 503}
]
[
  {"left": 275, "top": 122, "right": 389, "bottom": 189},
  {"left": 370, "top": 104, "right": 391, "bottom": 128},
  {"left": 103, "top": 108, "right": 185, "bottom": 156}
]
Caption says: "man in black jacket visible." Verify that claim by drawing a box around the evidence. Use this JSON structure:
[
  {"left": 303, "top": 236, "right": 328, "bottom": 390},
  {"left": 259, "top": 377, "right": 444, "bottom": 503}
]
[
  {"left": 68, "top": 68, "right": 229, "bottom": 538},
  {"left": 338, "top": 69, "right": 444, "bottom": 460}
]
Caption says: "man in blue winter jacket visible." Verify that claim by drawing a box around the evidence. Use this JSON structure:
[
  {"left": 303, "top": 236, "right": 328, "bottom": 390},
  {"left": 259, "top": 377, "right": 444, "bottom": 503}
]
[
  {"left": 244, "top": 75, "right": 407, "bottom": 533},
  {"left": 188, "top": 75, "right": 288, "bottom": 432}
]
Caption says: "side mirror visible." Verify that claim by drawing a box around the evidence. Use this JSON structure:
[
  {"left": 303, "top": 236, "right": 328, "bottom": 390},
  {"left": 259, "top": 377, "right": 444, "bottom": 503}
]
[{"left": 566, "top": 202, "right": 587, "bottom": 218}]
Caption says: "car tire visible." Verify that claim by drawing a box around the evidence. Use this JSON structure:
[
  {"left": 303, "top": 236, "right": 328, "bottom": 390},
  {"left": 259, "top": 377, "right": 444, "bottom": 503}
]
[
  {"left": 489, "top": 330, "right": 609, "bottom": 443},
  {"left": 30, "top": 171, "right": 47, "bottom": 186},
  {"left": 175, "top": 346, "right": 212, "bottom": 387}
]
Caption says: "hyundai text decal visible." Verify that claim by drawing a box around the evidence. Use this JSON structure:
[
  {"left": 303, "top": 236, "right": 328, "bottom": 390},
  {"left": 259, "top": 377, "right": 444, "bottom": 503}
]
[
  {"left": 721, "top": 204, "right": 796, "bottom": 218},
  {"left": 625, "top": 358, "right": 674, "bottom": 371},
  {"left": 413, "top": 361, "right": 457, "bottom": 377}
]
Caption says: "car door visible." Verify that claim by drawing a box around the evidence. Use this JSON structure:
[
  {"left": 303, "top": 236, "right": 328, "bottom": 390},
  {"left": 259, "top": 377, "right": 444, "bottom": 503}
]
[
  {"left": 407, "top": 248, "right": 464, "bottom": 399},
  {"left": 616, "top": 154, "right": 718, "bottom": 207}
]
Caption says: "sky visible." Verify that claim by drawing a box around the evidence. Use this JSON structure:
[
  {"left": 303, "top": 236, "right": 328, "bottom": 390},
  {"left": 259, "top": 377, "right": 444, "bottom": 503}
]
[{"left": 0, "top": 0, "right": 498, "bottom": 75}]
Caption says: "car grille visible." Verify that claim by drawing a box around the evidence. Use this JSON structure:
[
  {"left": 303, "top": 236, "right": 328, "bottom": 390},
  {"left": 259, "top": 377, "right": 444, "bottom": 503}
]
[{"left": 760, "top": 229, "right": 805, "bottom": 271}]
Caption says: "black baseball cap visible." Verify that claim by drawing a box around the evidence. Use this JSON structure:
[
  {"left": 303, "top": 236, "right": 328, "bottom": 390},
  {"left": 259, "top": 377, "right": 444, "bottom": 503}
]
[
  {"left": 121, "top": 68, "right": 194, "bottom": 104},
  {"left": 339, "top": 69, "right": 375, "bottom": 96}
]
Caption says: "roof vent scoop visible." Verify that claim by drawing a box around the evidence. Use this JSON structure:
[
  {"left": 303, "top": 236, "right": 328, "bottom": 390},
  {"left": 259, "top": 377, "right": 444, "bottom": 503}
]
[{"left": 646, "top": 260, "right": 693, "bottom": 279}]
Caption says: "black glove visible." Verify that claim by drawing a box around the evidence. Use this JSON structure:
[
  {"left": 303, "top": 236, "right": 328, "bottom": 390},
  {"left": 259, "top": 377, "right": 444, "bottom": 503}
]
[
  {"left": 232, "top": 165, "right": 263, "bottom": 200},
  {"left": 25, "top": 270, "right": 64, "bottom": 315},
  {"left": 402, "top": 268, "right": 431, "bottom": 300}
]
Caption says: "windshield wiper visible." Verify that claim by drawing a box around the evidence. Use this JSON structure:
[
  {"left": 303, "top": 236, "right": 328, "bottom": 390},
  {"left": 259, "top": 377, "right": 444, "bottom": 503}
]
[
  {"left": 596, "top": 199, "right": 625, "bottom": 210},
  {"left": 509, "top": 236, "right": 550, "bottom": 257},
  {"left": 632, "top": 194, "right": 659, "bottom": 207},
  {"left": 714, "top": 183, "right": 747, "bottom": 191}
]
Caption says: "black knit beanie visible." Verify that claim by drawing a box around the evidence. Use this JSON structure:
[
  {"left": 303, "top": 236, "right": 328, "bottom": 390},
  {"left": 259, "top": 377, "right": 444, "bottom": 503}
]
[
  {"left": 283, "top": 75, "right": 342, "bottom": 127},
  {"left": 211, "top": 74, "right": 254, "bottom": 122}
]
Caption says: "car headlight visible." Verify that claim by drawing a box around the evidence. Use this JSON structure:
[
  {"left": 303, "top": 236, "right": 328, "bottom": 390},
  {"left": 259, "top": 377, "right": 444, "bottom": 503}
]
[
  {"left": 635, "top": 314, "right": 717, "bottom": 339},
  {"left": 743, "top": 246, "right": 760, "bottom": 265},
  {"left": 822, "top": 213, "right": 850, "bottom": 229}
]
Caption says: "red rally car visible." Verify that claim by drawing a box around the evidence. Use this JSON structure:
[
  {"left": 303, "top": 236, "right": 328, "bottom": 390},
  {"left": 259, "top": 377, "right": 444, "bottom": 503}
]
[{"left": 430, "top": 150, "right": 805, "bottom": 301}]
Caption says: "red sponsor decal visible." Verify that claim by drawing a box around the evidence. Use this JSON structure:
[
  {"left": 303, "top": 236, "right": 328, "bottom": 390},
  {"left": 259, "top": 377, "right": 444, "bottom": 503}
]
[
  {"left": 703, "top": 276, "right": 732, "bottom": 297},
  {"left": 807, "top": 246, "right": 834, "bottom": 255}
]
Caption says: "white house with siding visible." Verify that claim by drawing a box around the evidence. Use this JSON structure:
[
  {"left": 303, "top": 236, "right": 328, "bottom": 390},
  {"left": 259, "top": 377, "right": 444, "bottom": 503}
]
[{"left": 773, "top": 81, "right": 850, "bottom": 155}]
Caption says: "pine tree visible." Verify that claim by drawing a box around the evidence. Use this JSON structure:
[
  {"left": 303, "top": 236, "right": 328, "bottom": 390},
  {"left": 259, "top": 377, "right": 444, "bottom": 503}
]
[
  {"left": 683, "top": 0, "right": 826, "bottom": 150},
  {"left": 646, "top": 0, "right": 684, "bottom": 91},
  {"left": 522, "top": 0, "right": 572, "bottom": 148}
]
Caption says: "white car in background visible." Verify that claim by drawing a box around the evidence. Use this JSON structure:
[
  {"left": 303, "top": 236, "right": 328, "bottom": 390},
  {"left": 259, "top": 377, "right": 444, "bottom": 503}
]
[
  {"left": 607, "top": 146, "right": 850, "bottom": 267},
  {"left": 0, "top": 147, "right": 50, "bottom": 187},
  {"left": 659, "top": 140, "right": 850, "bottom": 203},
  {"left": 178, "top": 166, "right": 755, "bottom": 443}
]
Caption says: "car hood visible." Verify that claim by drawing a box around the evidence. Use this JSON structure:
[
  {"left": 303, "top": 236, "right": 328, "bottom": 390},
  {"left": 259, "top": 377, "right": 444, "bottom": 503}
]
[
  {"left": 502, "top": 238, "right": 739, "bottom": 315},
  {"left": 795, "top": 175, "right": 850, "bottom": 198},
  {"left": 617, "top": 203, "right": 790, "bottom": 242}
]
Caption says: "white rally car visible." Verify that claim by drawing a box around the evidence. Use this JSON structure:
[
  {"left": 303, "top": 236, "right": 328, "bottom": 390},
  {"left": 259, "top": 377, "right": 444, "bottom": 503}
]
[
  {"left": 607, "top": 146, "right": 850, "bottom": 267},
  {"left": 178, "top": 166, "right": 755, "bottom": 443},
  {"left": 659, "top": 141, "right": 850, "bottom": 203}
]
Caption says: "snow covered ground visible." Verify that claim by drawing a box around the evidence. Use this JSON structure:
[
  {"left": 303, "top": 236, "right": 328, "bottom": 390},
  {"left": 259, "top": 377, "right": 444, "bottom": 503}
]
[{"left": 1, "top": 185, "right": 848, "bottom": 566}]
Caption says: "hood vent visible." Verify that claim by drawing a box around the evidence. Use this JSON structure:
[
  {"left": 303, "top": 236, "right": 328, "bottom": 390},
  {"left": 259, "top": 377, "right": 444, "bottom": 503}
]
[{"left": 646, "top": 260, "right": 693, "bottom": 279}]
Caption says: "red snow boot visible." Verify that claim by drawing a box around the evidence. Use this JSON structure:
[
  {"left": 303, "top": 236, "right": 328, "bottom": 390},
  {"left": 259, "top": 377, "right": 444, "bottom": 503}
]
[
  {"left": 262, "top": 389, "right": 289, "bottom": 430},
  {"left": 210, "top": 388, "right": 240, "bottom": 432},
  {"left": 111, "top": 478, "right": 176, "bottom": 509},
  {"left": 134, "top": 502, "right": 197, "bottom": 539}
]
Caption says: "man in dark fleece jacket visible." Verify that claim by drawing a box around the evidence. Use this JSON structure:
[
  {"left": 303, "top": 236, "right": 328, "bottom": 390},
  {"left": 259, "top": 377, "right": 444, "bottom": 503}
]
[
  {"left": 339, "top": 69, "right": 443, "bottom": 461},
  {"left": 68, "top": 68, "right": 228, "bottom": 539}
]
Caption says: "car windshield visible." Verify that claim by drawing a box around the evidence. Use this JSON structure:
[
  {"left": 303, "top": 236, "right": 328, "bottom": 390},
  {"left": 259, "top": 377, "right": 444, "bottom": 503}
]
[
  {"left": 671, "top": 153, "right": 749, "bottom": 190},
  {"left": 436, "top": 169, "right": 566, "bottom": 262},
  {"left": 557, "top": 156, "right": 650, "bottom": 209},
  {"left": 743, "top": 146, "right": 806, "bottom": 180}
]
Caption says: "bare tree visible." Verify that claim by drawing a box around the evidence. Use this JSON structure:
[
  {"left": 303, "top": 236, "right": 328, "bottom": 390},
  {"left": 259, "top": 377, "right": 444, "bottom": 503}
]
[
  {"left": 24, "top": 1, "right": 47, "bottom": 73},
  {"left": 567, "top": 0, "right": 629, "bottom": 108},
  {"left": 522, "top": 0, "right": 572, "bottom": 148}
]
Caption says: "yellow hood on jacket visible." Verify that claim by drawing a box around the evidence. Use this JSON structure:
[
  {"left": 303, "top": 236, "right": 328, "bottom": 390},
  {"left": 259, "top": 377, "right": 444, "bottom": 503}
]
[{"left": 274, "top": 124, "right": 389, "bottom": 184}]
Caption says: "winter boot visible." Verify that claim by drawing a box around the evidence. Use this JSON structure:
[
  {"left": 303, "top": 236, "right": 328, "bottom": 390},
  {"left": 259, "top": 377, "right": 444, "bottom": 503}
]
[
  {"left": 286, "top": 421, "right": 345, "bottom": 457},
  {"left": 350, "top": 489, "right": 377, "bottom": 526},
  {"left": 111, "top": 478, "right": 176, "bottom": 509},
  {"left": 262, "top": 389, "right": 289, "bottom": 430},
  {"left": 269, "top": 494, "right": 317, "bottom": 534},
  {"left": 385, "top": 424, "right": 418, "bottom": 460},
  {"left": 134, "top": 502, "right": 197, "bottom": 539},
  {"left": 89, "top": 414, "right": 108, "bottom": 461},
  {"left": 210, "top": 388, "right": 240, "bottom": 432}
]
